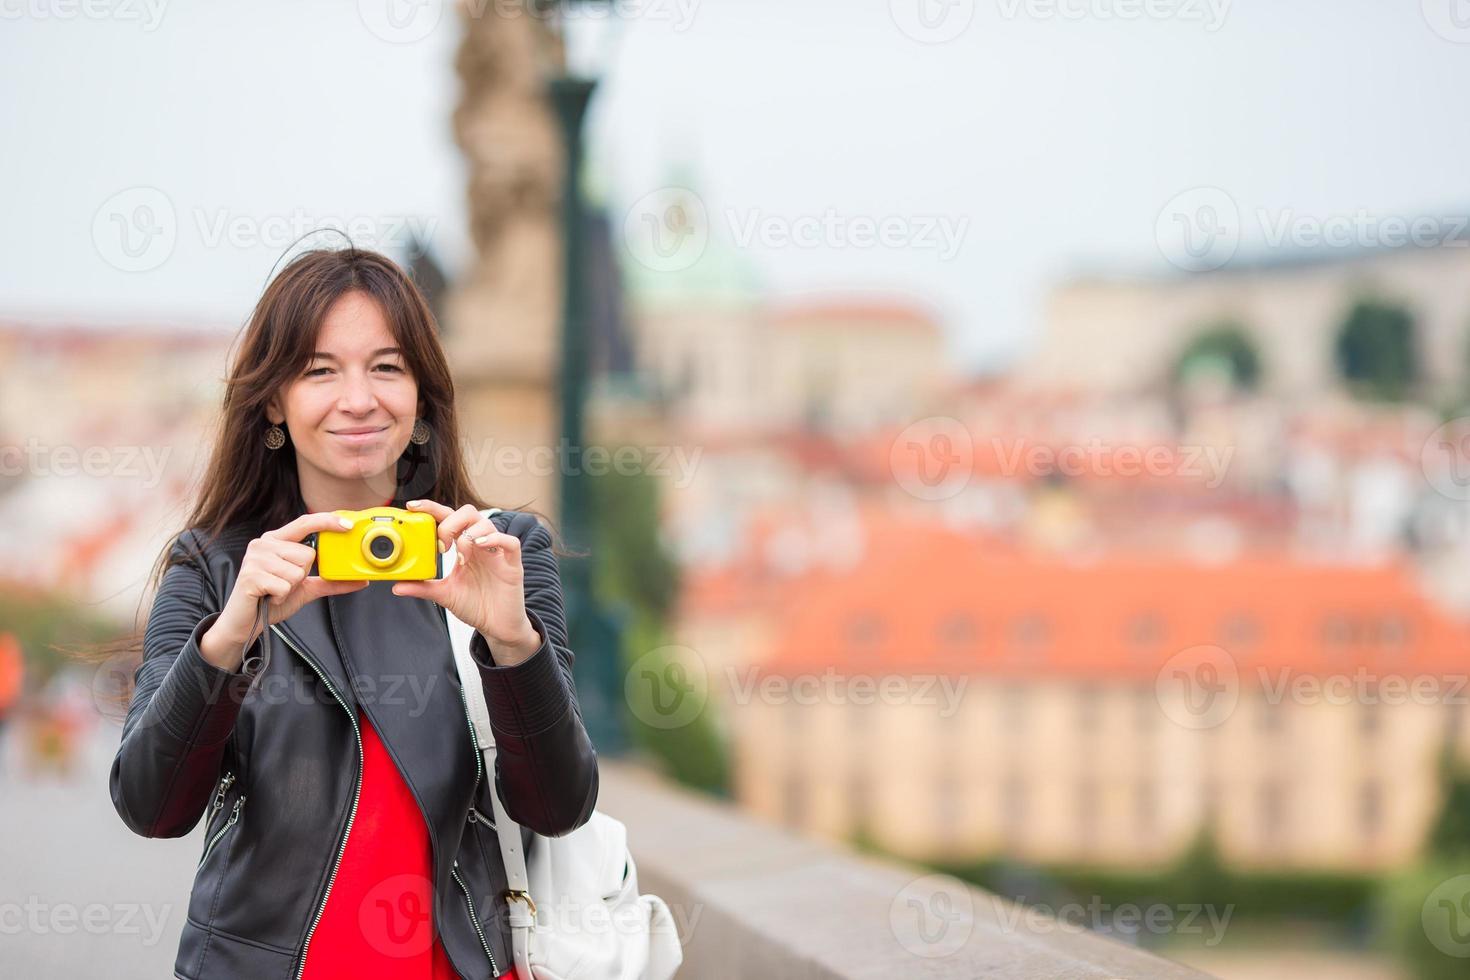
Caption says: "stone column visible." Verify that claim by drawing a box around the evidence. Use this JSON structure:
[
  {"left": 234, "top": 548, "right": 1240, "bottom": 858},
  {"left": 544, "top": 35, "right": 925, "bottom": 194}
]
[{"left": 447, "top": 1, "right": 565, "bottom": 516}]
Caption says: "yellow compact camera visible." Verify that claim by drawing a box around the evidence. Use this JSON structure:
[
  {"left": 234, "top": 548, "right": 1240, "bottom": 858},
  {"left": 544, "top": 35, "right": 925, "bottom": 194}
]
[{"left": 315, "top": 506, "right": 440, "bottom": 581}]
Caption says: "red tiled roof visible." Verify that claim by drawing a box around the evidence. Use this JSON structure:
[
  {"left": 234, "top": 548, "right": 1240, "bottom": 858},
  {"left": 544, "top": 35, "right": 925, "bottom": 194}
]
[{"left": 750, "top": 523, "right": 1469, "bottom": 683}]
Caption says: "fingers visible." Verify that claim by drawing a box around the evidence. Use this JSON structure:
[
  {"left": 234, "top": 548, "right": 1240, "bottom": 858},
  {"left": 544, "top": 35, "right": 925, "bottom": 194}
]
[
  {"left": 391, "top": 578, "right": 443, "bottom": 601},
  {"left": 456, "top": 526, "right": 519, "bottom": 566},
  {"left": 305, "top": 577, "right": 368, "bottom": 598},
  {"left": 248, "top": 570, "right": 293, "bottom": 601},
  {"left": 404, "top": 499, "right": 453, "bottom": 522},
  {"left": 258, "top": 553, "right": 307, "bottom": 588},
  {"left": 430, "top": 503, "right": 486, "bottom": 551},
  {"left": 267, "top": 510, "right": 355, "bottom": 543}
]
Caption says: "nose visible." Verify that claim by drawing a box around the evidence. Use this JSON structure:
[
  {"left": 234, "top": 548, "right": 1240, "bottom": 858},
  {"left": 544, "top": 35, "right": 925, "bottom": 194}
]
[{"left": 337, "top": 370, "right": 378, "bottom": 416}]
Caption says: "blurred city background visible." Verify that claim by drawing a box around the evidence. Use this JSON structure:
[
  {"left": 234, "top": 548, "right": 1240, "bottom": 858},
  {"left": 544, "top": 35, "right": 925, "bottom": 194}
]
[{"left": 6, "top": 1, "right": 1470, "bottom": 977}]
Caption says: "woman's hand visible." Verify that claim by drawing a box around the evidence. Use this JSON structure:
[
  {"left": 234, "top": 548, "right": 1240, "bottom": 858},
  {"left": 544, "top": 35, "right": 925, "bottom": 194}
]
[
  {"left": 199, "top": 512, "right": 369, "bottom": 671},
  {"left": 391, "top": 500, "right": 542, "bottom": 664}
]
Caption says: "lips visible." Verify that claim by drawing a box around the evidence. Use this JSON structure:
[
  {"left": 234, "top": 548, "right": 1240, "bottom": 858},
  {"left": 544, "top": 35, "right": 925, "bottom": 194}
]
[{"left": 330, "top": 425, "right": 389, "bottom": 444}]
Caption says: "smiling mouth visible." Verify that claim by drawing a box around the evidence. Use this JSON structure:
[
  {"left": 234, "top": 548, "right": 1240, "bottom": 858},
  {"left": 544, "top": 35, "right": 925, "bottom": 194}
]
[{"left": 330, "top": 426, "right": 389, "bottom": 441}]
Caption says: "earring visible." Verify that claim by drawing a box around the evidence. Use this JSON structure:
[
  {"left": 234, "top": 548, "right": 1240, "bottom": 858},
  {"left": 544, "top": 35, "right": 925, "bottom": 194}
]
[
  {"left": 265, "top": 424, "right": 286, "bottom": 450},
  {"left": 410, "top": 419, "right": 431, "bottom": 445}
]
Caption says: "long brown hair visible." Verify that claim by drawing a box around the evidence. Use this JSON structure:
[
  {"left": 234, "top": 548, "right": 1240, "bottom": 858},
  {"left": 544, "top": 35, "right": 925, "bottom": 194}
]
[{"left": 83, "top": 243, "right": 572, "bottom": 709}]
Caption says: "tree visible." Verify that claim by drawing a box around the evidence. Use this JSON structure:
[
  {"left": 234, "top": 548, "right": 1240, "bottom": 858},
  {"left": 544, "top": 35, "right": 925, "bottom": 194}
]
[
  {"left": 589, "top": 457, "right": 730, "bottom": 796},
  {"left": 1173, "top": 322, "right": 1263, "bottom": 393},
  {"left": 1334, "top": 299, "right": 1418, "bottom": 401}
]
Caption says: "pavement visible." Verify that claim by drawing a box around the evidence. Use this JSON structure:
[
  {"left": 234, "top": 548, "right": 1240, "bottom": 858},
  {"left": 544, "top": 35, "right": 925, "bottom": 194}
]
[{"left": 0, "top": 716, "right": 203, "bottom": 979}]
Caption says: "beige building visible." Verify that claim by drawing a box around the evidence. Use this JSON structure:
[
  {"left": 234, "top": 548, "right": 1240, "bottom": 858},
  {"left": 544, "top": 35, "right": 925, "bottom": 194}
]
[
  {"left": 706, "top": 511, "right": 1470, "bottom": 872},
  {"left": 1024, "top": 244, "right": 1470, "bottom": 398}
]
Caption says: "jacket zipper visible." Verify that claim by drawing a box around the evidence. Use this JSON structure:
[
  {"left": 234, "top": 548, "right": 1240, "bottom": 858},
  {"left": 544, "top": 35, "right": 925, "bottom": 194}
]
[
  {"left": 452, "top": 860, "right": 499, "bottom": 976},
  {"left": 200, "top": 794, "right": 246, "bottom": 866},
  {"left": 454, "top": 641, "right": 502, "bottom": 978},
  {"left": 271, "top": 625, "right": 365, "bottom": 980},
  {"left": 198, "top": 770, "right": 237, "bottom": 860}
]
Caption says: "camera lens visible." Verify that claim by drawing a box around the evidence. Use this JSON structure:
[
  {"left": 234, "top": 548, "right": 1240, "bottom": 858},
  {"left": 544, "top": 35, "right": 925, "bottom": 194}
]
[{"left": 361, "top": 526, "right": 403, "bottom": 568}]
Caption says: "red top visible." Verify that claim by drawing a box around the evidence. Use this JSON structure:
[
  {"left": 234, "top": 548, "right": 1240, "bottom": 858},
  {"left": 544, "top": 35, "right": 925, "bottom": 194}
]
[
  {"left": 300, "top": 709, "right": 466, "bottom": 978},
  {"left": 301, "top": 496, "right": 513, "bottom": 978}
]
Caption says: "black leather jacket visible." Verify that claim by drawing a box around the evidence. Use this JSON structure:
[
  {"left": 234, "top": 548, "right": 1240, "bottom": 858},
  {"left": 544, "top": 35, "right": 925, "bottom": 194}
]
[{"left": 109, "top": 508, "right": 600, "bottom": 979}]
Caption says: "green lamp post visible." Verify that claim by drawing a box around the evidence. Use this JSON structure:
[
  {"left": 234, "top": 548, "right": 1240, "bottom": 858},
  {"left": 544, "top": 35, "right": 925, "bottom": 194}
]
[{"left": 547, "top": 3, "right": 629, "bottom": 756}]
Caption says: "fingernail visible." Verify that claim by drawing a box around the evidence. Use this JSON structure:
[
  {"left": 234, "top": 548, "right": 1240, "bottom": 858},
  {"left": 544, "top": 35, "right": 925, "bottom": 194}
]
[
  {"left": 437, "top": 539, "right": 447, "bottom": 553},
  {"left": 408, "top": 500, "right": 422, "bottom": 507},
  {"left": 457, "top": 551, "right": 466, "bottom": 566},
  {"left": 338, "top": 517, "right": 352, "bottom": 529},
  {"left": 474, "top": 535, "right": 492, "bottom": 545}
]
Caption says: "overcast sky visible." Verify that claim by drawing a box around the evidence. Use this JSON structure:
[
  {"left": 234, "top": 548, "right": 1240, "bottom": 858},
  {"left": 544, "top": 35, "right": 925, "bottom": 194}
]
[{"left": 3, "top": 0, "right": 1469, "bottom": 373}]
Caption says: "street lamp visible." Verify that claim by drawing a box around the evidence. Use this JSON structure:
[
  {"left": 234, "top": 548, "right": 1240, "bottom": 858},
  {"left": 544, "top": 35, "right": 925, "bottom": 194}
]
[{"left": 544, "top": 1, "right": 630, "bottom": 756}]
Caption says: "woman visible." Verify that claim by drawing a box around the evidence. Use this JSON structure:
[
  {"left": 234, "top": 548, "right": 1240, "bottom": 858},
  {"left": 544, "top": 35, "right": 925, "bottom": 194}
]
[{"left": 108, "top": 246, "right": 599, "bottom": 980}]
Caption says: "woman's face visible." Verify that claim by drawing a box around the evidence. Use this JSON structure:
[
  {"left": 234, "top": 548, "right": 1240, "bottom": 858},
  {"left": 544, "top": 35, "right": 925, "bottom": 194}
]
[{"left": 266, "top": 290, "right": 420, "bottom": 508}]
